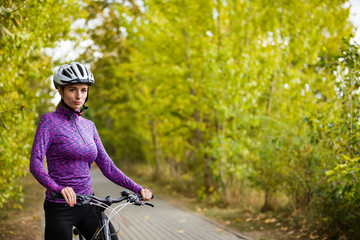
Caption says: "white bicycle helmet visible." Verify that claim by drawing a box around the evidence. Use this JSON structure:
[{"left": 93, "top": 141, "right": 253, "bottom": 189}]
[{"left": 53, "top": 62, "right": 95, "bottom": 88}]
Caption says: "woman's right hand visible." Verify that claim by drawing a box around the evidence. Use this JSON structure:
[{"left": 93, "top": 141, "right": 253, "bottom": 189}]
[
  {"left": 140, "top": 188, "right": 153, "bottom": 201},
  {"left": 61, "top": 187, "right": 76, "bottom": 207}
]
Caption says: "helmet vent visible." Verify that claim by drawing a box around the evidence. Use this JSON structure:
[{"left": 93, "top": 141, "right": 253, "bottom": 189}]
[
  {"left": 77, "top": 63, "right": 84, "bottom": 76},
  {"left": 62, "top": 69, "right": 71, "bottom": 79},
  {"left": 69, "top": 66, "right": 76, "bottom": 75}
]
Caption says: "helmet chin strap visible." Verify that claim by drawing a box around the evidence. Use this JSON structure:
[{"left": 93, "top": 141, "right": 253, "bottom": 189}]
[
  {"left": 81, "top": 88, "right": 90, "bottom": 114},
  {"left": 61, "top": 90, "right": 89, "bottom": 118},
  {"left": 80, "top": 96, "right": 89, "bottom": 114}
]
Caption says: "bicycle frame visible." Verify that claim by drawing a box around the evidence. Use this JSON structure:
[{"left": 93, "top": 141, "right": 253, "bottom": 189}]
[
  {"left": 92, "top": 209, "right": 112, "bottom": 240},
  {"left": 74, "top": 205, "right": 117, "bottom": 240}
]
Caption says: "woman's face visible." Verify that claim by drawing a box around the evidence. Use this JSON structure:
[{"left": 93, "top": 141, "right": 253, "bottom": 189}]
[{"left": 59, "top": 84, "right": 89, "bottom": 111}]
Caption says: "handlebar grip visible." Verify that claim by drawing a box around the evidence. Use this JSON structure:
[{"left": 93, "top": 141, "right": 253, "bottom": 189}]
[
  {"left": 51, "top": 192, "right": 64, "bottom": 199},
  {"left": 136, "top": 193, "right": 154, "bottom": 200}
]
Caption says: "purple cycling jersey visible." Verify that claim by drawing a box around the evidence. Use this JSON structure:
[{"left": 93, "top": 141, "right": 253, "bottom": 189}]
[{"left": 30, "top": 104, "right": 143, "bottom": 203}]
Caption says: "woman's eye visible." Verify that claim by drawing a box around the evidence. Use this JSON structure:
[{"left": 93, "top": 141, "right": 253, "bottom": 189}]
[{"left": 82, "top": 89, "right": 87, "bottom": 93}]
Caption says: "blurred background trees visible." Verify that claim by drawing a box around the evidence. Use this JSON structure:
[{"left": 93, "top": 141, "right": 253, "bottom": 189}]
[{"left": 1, "top": 0, "right": 360, "bottom": 237}]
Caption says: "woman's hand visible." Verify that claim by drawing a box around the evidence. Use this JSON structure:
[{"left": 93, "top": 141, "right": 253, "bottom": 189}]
[
  {"left": 140, "top": 188, "right": 152, "bottom": 201},
  {"left": 61, "top": 187, "right": 77, "bottom": 207}
]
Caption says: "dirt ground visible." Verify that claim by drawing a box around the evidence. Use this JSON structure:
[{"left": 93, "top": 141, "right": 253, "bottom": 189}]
[{"left": 0, "top": 174, "right": 44, "bottom": 240}]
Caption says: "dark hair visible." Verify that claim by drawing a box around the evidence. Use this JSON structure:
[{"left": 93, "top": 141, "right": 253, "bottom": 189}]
[
  {"left": 55, "top": 86, "right": 64, "bottom": 110},
  {"left": 56, "top": 100, "right": 62, "bottom": 110}
]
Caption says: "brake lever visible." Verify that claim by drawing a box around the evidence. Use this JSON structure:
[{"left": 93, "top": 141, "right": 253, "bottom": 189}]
[
  {"left": 130, "top": 195, "right": 152, "bottom": 206},
  {"left": 76, "top": 196, "right": 91, "bottom": 205},
  {"left": 134, "top": 201, "right": 143, "bottom": 206},
  {"left": 145, "top": 202, "right": 154, "bottom": 207}
]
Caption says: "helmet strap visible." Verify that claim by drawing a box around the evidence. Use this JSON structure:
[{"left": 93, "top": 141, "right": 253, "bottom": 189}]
[
  {"left": 79, "top": 95, "right": 89, "bottom": 116},
  {"left": 79, "top": 87, "right": 90, "bottom": 115}
]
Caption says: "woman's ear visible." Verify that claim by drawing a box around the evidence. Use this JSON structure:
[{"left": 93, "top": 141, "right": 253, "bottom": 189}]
[{"left": 57, "top": 87, "right": 63, "bottom": 96}]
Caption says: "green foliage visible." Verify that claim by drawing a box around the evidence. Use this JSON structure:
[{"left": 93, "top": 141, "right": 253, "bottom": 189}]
[
  {"left": 326, "top": 156, "right": 360, "bottom": 200},
  {"left": 0, "top": 0, "right": 80, "bottom": 208},
  {"left": 331, "top": 38, "right": 360, "bottom": 156},
  {"left": 311, "top": 38, "right": 360, "bottom": 239},
  {"left": 315, "top": 155, "right": 360, "bottom": 239}
]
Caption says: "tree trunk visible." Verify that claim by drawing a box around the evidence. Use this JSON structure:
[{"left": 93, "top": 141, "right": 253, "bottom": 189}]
[
  {"left": 150, "top": 87, "right": 161, "bottom": 177},
  {"left": 182, "top": 27, "right": 212, "bottom": 192},
  {"left": 261, "top": 189, "right": 274, "bottom": 212},
  {"left": 261, "top": 74, "right": 276, "bottom": 211}
]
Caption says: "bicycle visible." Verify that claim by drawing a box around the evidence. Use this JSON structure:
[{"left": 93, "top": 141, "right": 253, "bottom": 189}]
[{"left": 51, "top": 190, "right": 154, "bottom": 240}]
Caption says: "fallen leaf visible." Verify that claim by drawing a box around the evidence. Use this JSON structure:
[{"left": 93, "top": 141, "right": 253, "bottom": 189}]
[
  {"left": 142, "top": 215, "right": 150, "bottom": 221},
  {"left": 264, "top": 218, "right": 277, "bottom": 224},
  {"left": 179, "top": 219, "right": 186, "bottom": 223},
  {"left": 236, "top": 218, "right": 243, "bottom": 222},
  {"left": 177, "top": 230, "right": 184, "bottom": 234},
  {"left": 309, "top": 233, "right": 319, "bottom": 239},
  {"left": 215, "top": 228, "right": 223, "bottom": 233}
]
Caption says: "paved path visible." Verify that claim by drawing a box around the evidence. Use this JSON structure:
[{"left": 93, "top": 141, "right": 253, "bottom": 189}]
[
  {"left": 91, "top": 169, "right": 250, "bottom": 240},
  {"left": 41, "top": 169, "right": 251, "bottom": 240}
]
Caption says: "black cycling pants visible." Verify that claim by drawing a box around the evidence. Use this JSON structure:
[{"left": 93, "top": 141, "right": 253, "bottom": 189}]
[{"left": 44, "top": 200, "right": 119, "bottom": 240}]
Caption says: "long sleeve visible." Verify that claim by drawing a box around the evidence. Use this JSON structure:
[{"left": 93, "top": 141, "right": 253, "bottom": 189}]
[
  {"left": 92, "top": 123, "right": 143, "bottom": 194},
  {"left": 29, "top": 114, "right": 64, "bottom": 193}
]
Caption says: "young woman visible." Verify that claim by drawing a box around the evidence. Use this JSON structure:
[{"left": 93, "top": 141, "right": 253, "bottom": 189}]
[{"left": 30, "top": 62, "right": 152, "bottom": 240}]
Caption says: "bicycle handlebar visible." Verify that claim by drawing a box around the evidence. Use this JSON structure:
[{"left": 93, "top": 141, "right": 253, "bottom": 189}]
[{"left": 51, "top": 191, "right": 154, "bottom": 208}]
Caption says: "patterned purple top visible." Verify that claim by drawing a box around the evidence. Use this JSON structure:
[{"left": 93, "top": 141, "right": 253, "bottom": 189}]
[{"left": 30, "top": 105, "right": 142, "bottom": 203}]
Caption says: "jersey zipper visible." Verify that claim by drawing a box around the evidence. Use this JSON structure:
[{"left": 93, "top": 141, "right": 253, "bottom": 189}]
[{"left": 73, "top": 114, "right": 85, "bottom": 144}]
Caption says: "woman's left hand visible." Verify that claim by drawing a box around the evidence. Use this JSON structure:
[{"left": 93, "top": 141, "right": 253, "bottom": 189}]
[{"left": 140, "top": 188, "right": 152, "bottom": 201}]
